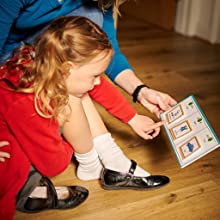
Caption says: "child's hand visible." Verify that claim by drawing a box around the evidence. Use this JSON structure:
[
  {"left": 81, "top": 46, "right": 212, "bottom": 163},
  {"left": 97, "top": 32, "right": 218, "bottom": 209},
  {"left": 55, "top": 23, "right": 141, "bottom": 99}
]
[
  {"left": 128, "top": 114, "right": 165, "bottom": 140},
  {"left": 0, "top": 141, "right": 10, "bottom": 162}
]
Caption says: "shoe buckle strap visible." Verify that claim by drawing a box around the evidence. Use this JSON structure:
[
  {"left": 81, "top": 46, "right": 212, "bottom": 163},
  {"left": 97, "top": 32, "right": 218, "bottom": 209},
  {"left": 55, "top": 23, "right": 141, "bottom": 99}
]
[
  {"left": 128, "top": 160, "right": 137, "bottom": 175},
  {"left": 41, "top": 177, "right": 58, "bottom": 207},
  {"left": 120, "top": 160, "right": 137, "bottom": 186}
]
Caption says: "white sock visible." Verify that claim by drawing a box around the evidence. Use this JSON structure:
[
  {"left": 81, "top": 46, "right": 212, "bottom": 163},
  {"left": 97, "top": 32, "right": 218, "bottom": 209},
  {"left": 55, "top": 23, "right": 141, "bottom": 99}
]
[
  {"left": 93, "top": 133, "right": 150, "bottom": 177},
  {"left": 29, "top": 186, "right": 69, "bottom": 200},
  {"left": 74, "top": 148, "right": 103, "bottom": 181}
]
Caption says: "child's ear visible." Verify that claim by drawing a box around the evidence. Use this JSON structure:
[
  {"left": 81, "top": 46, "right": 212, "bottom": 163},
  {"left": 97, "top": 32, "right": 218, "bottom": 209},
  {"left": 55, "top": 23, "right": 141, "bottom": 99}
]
[{"left": 61, "top": 61, "right": 75, "bottom": 75}]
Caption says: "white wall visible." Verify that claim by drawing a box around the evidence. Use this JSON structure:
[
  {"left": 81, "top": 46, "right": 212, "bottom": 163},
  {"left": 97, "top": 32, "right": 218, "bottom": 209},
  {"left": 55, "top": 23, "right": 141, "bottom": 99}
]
[{"left": 175, "top": 0, "right": 220, "bottom": 44}]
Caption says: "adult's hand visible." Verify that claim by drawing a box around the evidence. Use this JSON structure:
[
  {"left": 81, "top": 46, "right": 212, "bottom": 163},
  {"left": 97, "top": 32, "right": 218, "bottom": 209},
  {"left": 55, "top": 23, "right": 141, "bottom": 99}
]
[
  {"left": 0, "top": 141, "right": 10, "bottom": 162},
  {"left": 114, "top": 69, "right": 177, "bottom": 118},
  {"left": 138, "top": 87, "right": 177, "bottom": 118}
]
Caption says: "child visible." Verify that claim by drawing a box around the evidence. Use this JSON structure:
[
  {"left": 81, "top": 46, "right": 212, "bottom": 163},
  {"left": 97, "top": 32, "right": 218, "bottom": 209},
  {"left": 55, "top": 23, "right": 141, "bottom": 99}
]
[{"left": 0, "top": 16, "right": 169, "bottom": 220}]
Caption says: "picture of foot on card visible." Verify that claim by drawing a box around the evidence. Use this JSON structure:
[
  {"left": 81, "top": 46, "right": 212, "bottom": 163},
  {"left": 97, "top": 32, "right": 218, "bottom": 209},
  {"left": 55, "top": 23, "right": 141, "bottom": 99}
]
[{"left": 169, "top": 120, "right": 192, "bottom": 140}]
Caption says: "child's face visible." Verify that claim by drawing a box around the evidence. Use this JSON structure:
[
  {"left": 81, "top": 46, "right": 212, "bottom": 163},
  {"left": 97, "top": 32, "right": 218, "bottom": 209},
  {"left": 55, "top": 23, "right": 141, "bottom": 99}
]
[{"left": 65, "top": 50, "right": 112, "bottom": 97}]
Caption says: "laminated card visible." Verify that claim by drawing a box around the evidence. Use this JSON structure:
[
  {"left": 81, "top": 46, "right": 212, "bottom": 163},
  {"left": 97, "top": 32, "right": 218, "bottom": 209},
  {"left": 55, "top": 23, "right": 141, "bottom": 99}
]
[{"left": 160, "top": 95, "right": 220, "bottom": 168}]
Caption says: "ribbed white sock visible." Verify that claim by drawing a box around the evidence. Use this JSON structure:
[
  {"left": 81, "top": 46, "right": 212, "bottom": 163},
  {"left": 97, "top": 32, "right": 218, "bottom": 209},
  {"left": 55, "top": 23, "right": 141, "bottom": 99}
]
[
  {"left": 93, "top": 133, "right": 150, "bottom": 177},
  {"left": 74, "top": 148, "right": 103, "bottom": 181}
]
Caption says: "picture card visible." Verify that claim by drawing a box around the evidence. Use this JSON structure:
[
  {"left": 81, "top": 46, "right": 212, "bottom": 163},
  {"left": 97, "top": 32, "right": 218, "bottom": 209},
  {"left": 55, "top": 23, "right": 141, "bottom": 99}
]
[{"left": 160, "top": 95, "right": 220, "bottom": 168}]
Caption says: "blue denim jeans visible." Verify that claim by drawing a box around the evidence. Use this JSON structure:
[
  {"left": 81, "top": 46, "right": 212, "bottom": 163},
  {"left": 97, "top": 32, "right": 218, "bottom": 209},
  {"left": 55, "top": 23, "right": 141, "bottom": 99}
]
[{"left": 0, "top": 3, "right": 103, "bottom": 64}]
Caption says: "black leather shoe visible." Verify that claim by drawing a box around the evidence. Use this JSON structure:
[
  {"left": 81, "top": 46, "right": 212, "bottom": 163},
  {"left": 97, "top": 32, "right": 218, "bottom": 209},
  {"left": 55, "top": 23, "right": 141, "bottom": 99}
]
[
  {"left": 21, "top": 177, "right": 89, "bottom": 213},
  {"left": 101, "top": 160, "right": 170, "bottom": 190}
]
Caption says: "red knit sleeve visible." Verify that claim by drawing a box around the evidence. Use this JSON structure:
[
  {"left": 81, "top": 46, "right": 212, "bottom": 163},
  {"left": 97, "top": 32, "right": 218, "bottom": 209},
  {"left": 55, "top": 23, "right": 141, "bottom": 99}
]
[{"left": 89, "top": 76, "right": 136, "bottom": 123}]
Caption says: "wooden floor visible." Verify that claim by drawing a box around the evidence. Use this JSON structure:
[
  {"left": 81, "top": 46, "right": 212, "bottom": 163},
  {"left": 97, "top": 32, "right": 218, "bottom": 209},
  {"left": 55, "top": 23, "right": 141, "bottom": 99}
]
[{"left": 15, "top": 15, "right": 220, "bottom": 220}]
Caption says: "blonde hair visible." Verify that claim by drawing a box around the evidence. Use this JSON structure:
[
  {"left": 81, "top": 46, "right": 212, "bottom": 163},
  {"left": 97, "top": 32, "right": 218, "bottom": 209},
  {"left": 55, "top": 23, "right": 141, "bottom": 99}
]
[
  {"left": 3, "top": 16, "right": 112, "bottom": 120},
  {"left": 97, "top": 0, "right": 116, "bottom": 11}
]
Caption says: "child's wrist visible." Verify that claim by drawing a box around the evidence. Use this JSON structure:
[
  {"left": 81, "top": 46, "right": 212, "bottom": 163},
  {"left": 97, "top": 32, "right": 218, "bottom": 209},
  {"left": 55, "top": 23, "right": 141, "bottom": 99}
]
[{"left": 127, "top": 113, "right": 138, "bottom": 125}]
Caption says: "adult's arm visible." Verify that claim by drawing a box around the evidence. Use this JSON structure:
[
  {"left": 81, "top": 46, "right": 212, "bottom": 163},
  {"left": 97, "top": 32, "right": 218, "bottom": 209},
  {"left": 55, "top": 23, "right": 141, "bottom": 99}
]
[
  {"left": 102, "top": 7, "right": 133, "bottom": 81},
  {"left": 0, "top": 0, "right": 23, "bottom": 55},
  {"left": 102, "top": 8, "right": 177, "bottom": 117},
  {"left": 102, "top": 7, "right": 144, "bottom": 93}
]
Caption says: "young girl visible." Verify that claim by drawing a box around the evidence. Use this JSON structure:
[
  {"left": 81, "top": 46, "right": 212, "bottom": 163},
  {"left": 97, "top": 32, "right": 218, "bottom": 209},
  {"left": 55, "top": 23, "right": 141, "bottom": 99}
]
[{"left": 0, "top": 16, "right": 169, "bottom": 219}]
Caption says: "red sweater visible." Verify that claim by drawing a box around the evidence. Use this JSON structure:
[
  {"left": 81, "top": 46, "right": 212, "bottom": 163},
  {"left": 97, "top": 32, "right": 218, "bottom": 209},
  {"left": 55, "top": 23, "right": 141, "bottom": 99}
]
[
  {"left": 89, "top": 76, "right": 136, "bottom": 123},
  {"left": 0, "top": 65, "right": 136, "bottom": 219},
  {"left": 0, "top": 66, "right": 74, "bottom": 219}
]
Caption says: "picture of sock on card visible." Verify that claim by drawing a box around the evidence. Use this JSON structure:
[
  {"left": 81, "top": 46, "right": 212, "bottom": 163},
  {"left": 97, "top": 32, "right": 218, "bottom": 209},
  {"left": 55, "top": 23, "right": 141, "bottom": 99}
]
[{"left": 169, "top": 120, "right": 192, "bottom": 140}]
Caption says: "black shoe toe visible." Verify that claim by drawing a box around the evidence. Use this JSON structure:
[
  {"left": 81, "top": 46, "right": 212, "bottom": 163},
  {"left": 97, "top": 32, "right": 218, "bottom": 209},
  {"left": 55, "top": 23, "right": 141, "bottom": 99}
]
[
  {"left": 22, "top": 177, "right": 89, "bottom": 213},
  {"left": 101, "top": 160, "right": 170, "bottom": 190},
  {"left": 55, "top": 186, "right": 89, "bottom": 209},
  {"left": 135, "top": 175, "right": 170, "bottom": 188}
]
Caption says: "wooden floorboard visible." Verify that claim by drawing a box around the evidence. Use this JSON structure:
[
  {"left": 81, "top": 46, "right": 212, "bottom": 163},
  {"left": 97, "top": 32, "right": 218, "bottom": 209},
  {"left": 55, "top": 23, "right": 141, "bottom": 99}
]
[{"left": 15, "top": 14, "right": 220, "bottom": 220}]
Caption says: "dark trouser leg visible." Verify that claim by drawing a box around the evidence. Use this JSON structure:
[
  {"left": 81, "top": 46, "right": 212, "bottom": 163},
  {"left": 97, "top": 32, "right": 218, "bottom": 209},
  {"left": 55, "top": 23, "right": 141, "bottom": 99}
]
[{"left": 16, "top": 166, "right": 42, "bottom": 211}]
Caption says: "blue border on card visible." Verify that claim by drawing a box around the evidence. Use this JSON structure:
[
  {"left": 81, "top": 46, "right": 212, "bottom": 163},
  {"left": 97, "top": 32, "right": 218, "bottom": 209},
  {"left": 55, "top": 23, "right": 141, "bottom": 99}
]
[
  {"left": 191, "top": 95, "right": 220, "bottom": 144},
  {"left": 160, "top": 94, "right": 220, "bottom": 168}
]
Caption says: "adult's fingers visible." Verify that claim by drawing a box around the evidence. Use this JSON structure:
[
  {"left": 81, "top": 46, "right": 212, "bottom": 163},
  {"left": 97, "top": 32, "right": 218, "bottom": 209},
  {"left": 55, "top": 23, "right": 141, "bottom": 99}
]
[
  {"left": 157, "top": 96, "right": 170, "bottom": 111},
  {"left": 168, "top": 96, "right": 178, "bottom": 106},
  {"left": 0, "top": 151, "right": 10, "bottom": 158},
  {"left": 0, "top": 141, "right": 9, "bottom": 147}
]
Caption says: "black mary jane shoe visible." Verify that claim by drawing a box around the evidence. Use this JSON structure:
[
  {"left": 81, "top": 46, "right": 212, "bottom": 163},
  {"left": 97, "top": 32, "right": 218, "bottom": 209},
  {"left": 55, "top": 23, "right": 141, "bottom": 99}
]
[
  {"left": 20, "top": 177, "right": 88, "bottom": 213},
  {"left": 101, "top": 160, "right": 170, "bottom": 190}
]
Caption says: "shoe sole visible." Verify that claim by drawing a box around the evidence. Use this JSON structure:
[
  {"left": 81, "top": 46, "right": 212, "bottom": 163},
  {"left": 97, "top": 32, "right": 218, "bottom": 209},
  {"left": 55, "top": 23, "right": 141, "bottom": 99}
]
[{"left": 101, "top": 181, "right": 170, "bottom": 191}]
